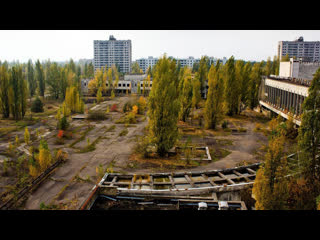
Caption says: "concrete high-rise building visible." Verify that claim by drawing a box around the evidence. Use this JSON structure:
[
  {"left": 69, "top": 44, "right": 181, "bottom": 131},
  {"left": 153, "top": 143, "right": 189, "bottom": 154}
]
[
  {"left": 94, "top": 35, "right": 132, "bottom": 73},
  {"left": 136, "top": 56, "right": 227, "bottom": 73},
  {"left": 278, "top": 36, "right": 320, "bottom": 62}
]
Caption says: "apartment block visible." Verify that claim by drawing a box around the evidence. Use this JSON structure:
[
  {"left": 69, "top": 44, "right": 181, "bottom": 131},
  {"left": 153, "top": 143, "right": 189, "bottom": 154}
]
[
  {"left": 278, "top": 36, "right": 320, "bottom": 62},
  {"left": 94, "top": 35, "right": 132, "bottom": 73}
]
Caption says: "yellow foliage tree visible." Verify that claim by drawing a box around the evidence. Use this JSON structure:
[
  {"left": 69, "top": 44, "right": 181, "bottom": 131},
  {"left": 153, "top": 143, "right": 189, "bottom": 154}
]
[
  {"left": 24, "top": 127, "right": 30, "bottom": 145},
  {"left": 137, "top": 96, "right": 147, "bottom": 114},
  {"left": 38, "top": 139, "right": 52, "bottom": 172}
]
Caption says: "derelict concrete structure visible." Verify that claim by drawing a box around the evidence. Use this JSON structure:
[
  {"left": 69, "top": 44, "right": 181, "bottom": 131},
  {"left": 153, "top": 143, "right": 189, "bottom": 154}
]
[{"left": 259, "top": 75, "right": 311, "bottom": 126}]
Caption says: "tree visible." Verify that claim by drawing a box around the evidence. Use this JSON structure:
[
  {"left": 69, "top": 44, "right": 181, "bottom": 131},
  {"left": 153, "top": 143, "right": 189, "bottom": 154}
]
[
  {"left": 0, "top": 65, "right": 11, "bottom": 118},
  {"left": 24, "top": 127, "right": 30, "bottom": 145},
  {"left": 38, "top": 139, "right": 52, "bottom": 171},
  {"left": 204, "top": 61, "right": 224, "bottom": 129},
  {"left": 191, "top": 73, "right": 201, "bottom": 109},
  {"left": 252, "top": 130, "right": 289, "bottom": 210},
  {"left": 296, "top": 68, "right": 320, "bottom": 209},
  {"left": 281, "top": 54, "right": 290, "bottom": 62},
  {"left": 10, "top": 66, "right": 27, "bottom": 120},
  {"left": 198, "top": 56, "right": 209, "bottom": 97},
  {"left": 31, "top": 96, "right": 44, "bottom": 113},
  {"left": 247, "top": 62, "right": 262, "bottom": 110},
  {"left": 35, "top": 60, "right": 45, "bottom": 97},
  {"left": 46, "top": 62, "right": 61, "bottom": 99},
  {"left": 131, "top": 62, "right": 141, "bottom": 74},
  {"left": 224, "top": 56, "right": 240, "bottom": 115},
  {"left": 64, "top": 86, "right": 84, "bottom": 114},
  {"left": 96, "top": 87, "right": 103, "bottom": 103},
  {"left": 148, "top": 55, "right": 180, "bottom": 157},
  {"left": 179, "top": 68, "right": 193, "bottom": 122},
  {"left": 264, "top": 57, "right": 272, "bottom": 76},
  {"left": 240, "top": 62, "right": 252, "bottom": 109},
  {"left": 27, "top": 59, "right": 37, "bottom": 97}
]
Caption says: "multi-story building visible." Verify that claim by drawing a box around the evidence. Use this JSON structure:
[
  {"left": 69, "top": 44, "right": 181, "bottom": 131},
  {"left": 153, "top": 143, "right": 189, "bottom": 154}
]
[
  {"left": 136, "top": 56, "right": 227, "bottom": 73},
  {"left": 135, "top": 56, "right": 158, "bottom": 73},
  {"left": 94, "top": 35, "right": 132, "bottom": 73},
  {"left": 278, "top": 36, "right": 320, "bottom": 62}
]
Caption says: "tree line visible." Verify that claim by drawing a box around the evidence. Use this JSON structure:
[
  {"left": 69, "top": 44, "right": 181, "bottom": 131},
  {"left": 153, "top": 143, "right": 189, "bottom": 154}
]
[{"left": 0, "top": 59, "right": 92, "bottom": 120}]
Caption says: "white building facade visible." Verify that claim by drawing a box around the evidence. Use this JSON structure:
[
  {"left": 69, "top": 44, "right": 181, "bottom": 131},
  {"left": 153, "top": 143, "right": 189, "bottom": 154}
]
[{"left": 94, "top": 35, "right": 132, "bottom": 73}]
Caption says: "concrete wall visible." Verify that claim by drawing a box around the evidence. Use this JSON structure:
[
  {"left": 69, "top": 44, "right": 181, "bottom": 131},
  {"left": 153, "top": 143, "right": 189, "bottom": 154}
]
[
  {"left": 298, "top": 63, "right": 320, "bottom": 80},
  {"left": 279, "top": 62, "right": 291, "bottom": 77}
]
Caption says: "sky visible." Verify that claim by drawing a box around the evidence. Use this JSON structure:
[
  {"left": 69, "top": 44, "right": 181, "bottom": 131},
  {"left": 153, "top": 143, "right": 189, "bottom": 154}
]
[{"left": 1, "top": 30, "right": 320, "bottom": 63}]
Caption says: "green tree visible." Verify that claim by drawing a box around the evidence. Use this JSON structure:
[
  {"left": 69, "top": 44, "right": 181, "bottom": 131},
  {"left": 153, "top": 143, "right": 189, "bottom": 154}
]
[
  {"left": 247, "top": 62, "right": 262, "bottom": 110},
  {"left": 35, "top": 60, "right": 45, "bottom": 97},
  {"left": 131, "top": 62, "right": 141, "bottom": 74},
  {"left": 224, "top": 56, "right": 240, "bottom": 115},
  {"left": 264, "top": 57, "right": 272, "bottom": 76},
  {"left": 46, "top": 62, "right": 61, "bottom": 99},
  {"left": 296, "top": 68, "right": 320, "bottom": 209},
  {"left": 240, "top": 62, "right": 252, "bottom": 108},
  {"left": 198, "top": 56, "right": 209, "bottom": 97},
  {"left": 204, "top": 61, "right": 224, "bottom": 129},
  {"left": 148, "top": 55, "right": 180, "bottom": 157},
  {"left": 191, "top": 73, "right": 201, "bottom": 109},
  {"left": 10, "top": 66, "right": 27, "bottom": 120},
  {"left": 252, "top": 131, "right": 289, "bottom": 210},
  {"left": 27, "top": 59, "right": 37, "bottom": 97},
  {"left": 179, "top": 68, "right": 193, "bottom": 122},
  {"left": 0, "top": 65, "right": 11, "bottom": 118}
]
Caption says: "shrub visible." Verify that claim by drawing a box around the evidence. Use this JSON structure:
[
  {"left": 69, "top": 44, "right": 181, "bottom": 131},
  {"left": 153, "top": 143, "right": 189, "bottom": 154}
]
[
  {"left": 222, "top": 120, "right": 228, "bottom": 129},
  {"left": 58, "top": 115, "right": 69, "bottom": 130},
  {"left": 123, "top": 101, "right": 133, "bottom": 113},
  {"left": 110, "top": 104, "right": 117, "bottom": 112},
  {"left": 119, "top": 128, "right": 128, "bottom": 136},
  {"left": 31, "top": 96, "right": 44, "bottom": 113},
  {"left": 125, "top": 112, "right": 136, "bottom": 124}
]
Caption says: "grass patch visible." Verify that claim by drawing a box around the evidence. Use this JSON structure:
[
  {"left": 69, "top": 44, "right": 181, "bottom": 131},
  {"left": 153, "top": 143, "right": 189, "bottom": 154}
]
[
  {"left": 119, "top": 128, "right": 128, "bottom": 137},
  {"left": 69, "top": 126, "right": 94, "bottom": 148},
  {"left": 209, "top": 148, "right": 232, "bottom": 161},
  {"left": 78, "top": 136, "right": 102, "bottom": 153}
]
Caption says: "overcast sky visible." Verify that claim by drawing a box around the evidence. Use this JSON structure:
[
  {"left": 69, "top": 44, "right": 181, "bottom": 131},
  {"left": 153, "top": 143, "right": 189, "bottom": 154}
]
[{"left": 1, "top": 30, "right": 320, "bottom": 63}]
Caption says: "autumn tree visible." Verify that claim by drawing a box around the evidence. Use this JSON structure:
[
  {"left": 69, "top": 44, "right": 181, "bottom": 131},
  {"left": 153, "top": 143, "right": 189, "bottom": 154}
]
[
  {"left": 240, "top": 62, "right": 252, "bottom": 109},
  {"left": 296, "top": 67, "right": 320, "bottom": 209},
  {"left": 24, "top": 127, "right": 30, "bottom": 145},
  {"left": 46, "top": 62, "right": 61, "bottom": 99},
  {"left": 191, "top": 72, "right": 201, "bottom": 109},
  {"left": 247, "top": 62, "right": 262, "bottom": 110},
  {"left": 179, "top": 68, "right": 193, "bottom": 122},
  {"left": 10, "top": 66, "right": 28, "bottom": 120},
  {"left": 27, "top": 59, "right": 37, "bottom": 97},
  {"left": 0, "top": 65, "right": 11, "bottom": 118},
  {"left": 148, "top": 55, "right": 180, "bottom": 157},
  {"left": 224, "top": 56, "right": 240, "bottom": 115},
  {"left": 131, "top": 62, "right": 141, "bottom": 74},
  {"left": 204, "top": 61, "right": 224, "bottom": 129},
  {"left": 252, "top": 126, "right": 289, "bottom": 210},
  {"left": 38, "top": 139, "right": 52, "bottom": 171},
  {"left": 198, "top": 56, "right": 209, "bottom": 97},
  {"left": 35, "top": 60, "right": 45, "bottom": 97}
]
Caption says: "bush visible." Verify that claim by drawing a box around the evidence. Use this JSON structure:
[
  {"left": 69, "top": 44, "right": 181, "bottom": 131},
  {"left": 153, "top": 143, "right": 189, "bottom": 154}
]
[
  {"left": 31, "top": 97, "right": 44, "bottom": 113},
  {"left": 58, "top": 115, "right": 69, "bottom": 130},
  {"left": 110, "top": 104, "right": 117, "bottom": 112},
  {"left": 123, "top": 101, "right": 133, "bottom": 113},
  {"left": 222, "top": 120, "right": 228, "bottom": 129}
]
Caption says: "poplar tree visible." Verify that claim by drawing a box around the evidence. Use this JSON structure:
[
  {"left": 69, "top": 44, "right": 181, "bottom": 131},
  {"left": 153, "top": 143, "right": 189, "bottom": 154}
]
[
  {"left": 198, "top": 56, "right": 209, "bottom": 97},
  {"left": 224, "top": 56, "right": 240, "bottom": 115},
  {"left": 204, "top": 61, "right": 224, "bottom": 129},
  {"left": 148, "top": 55, "right": 180, "bottom": 157},
  {"left": 191, "top": 73, "right": 201, "bottom": 109},
  {"left": 240, "top": 62, "right": 252, "bottom": 108},
  {"left": 0, "top": 65, "right": 11, "bottom": 118},
  {"left": 297, "top": 68, "right": 320, "bottom": 209},
  {"left": 27, "top": 59, "right": 36, "bottom": 97},
  {"left": 179, "top": 68, "right": 193, "bottom": 122},
  {"left": 46, "top": 63, "right": 61, "bottom": 99},
  {"left": 35, "top": 60, "right": 45, "bottom": 97},
  {"left": 252, "top": 127, "right": 289, "bottom": 210},
  {"left": 248, "top": 63, "right": 262, "bottom": 109},
  {"left": 10, "top": 66, "right": 27, "bottom": 120}
]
